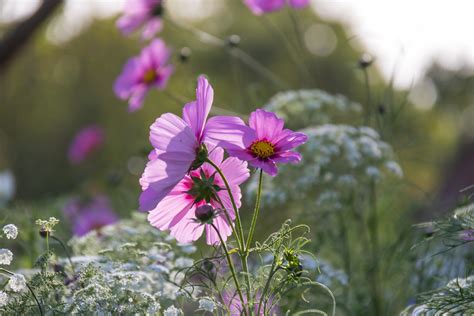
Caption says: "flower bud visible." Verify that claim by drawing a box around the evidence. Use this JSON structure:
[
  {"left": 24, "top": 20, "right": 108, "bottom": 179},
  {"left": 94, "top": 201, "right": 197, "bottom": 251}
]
[
  {"left": 179, "top": 47, "right": 192, "bottom": 63},
  {"left": 226, "top": 35, "right": 240, "bottom": 48},
  {"left": 195, "top": 204, "right": 214, "bottom": 223},
  {"left": 358, "top": 53, "right": 373, "bottom": 69}
]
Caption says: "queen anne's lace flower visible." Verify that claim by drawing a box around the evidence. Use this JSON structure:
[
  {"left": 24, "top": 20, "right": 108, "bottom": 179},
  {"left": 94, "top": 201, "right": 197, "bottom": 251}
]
[
  {"left": 163, "top": 305, "right": 182, "bottom": 316},
  {"left": 198, "top": 297, "right": 216, "bottom": 312},
  {"left": 0, "top": 248, "right": 13, "bottom": 265},
  {"left": 0, "top": 291, "right": 8, "bottom": 307},
  {"left": 2, "top": 224, "right": 18, "bottom": 239},
  {"left": 8, "top": 274, "right": 26, "bottom": 292}
]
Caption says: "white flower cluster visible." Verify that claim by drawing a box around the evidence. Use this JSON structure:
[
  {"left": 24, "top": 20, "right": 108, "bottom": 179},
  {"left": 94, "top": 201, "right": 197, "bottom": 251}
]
[
  {"left": 7, "top": 274, "right": 26, "bottom": 293},
  {"left": 0, "top": 249, "right": 13, "bottom": 265},
  {"left": 265, "top": 89, "right": 362, "bottom": 128},
  {"left": 2, "top": 224, "right": 18, "bottom": 239},
  {"left": 247, "top": 125, "right": 402, "bottom": 211},
  {"left": 0, "top": 291, "right": 8, "bottom": 307}
]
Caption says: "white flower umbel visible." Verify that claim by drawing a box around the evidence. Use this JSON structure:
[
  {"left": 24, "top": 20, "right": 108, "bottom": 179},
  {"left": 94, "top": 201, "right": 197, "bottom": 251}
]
[
  {"left": 163, "top": 305, "right": 182, "bottom": 316},
  {"left": 0, "top": 290, "right": 8, "bottom": 307},
  {"left": 198, "top": 297, "right": 216, "bottom": 312},
  {"left": 2, "top": 224, "right": 18, "bottom": 239},
  {"left": 0, "top": 248, "right": 13, "bottom": 265},
  {"left": 8, "top": 274, "right": 27, "bottom": 292}
]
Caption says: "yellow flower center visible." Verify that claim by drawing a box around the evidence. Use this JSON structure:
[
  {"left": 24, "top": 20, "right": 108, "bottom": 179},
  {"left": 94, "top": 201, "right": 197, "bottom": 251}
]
[
  {"left": 251, "top": 140, "right": 274, "bottom": 159},
  {"left": 143, "top": 69, "right": 156, "bottom": 84}
]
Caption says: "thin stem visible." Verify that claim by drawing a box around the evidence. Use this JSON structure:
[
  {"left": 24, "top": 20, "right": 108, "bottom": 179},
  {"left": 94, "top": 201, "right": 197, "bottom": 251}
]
[
  {"left": 246, "top": 169, "right": 263, "bottom": 252},
  {"left": 336, "top": 210, "right": 351, "bottom": 301},
  {"left": 362, "top": 67, "right": 371, "bottom": 126},
  {"left": 210, "top": 223, "right": 248, "bottom": 316},
  {"left": 367, "top": 180, "right": 382, "bottom": 315},
  {"left": 213, "top": 193, "right": 243, "bottom": 251},
  {"left": 0, "top": 268, "right": 44, "bottom": 316},
  {"left": 50, "top": 235, "right": 75, "bottom": 274},
  {"left": 166, "top": 18, "right": 288, "bottom": 89}
]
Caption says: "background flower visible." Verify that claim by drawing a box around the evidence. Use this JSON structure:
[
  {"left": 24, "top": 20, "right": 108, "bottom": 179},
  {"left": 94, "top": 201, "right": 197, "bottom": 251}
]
[
  {"left": 114, "top": 38, "right": 174, "bottom": 111},
  {"left": 63, "top": 195, "right": 118, "bottom": 236},
  {"left": 243, "top": 0, "right": 309, "bottom": 15},
  {"left": 67, "top": 125, "right": 104, "bottom": 165},
  {"left": 116, "top": 0, "right": 164, "bottom": 40}
]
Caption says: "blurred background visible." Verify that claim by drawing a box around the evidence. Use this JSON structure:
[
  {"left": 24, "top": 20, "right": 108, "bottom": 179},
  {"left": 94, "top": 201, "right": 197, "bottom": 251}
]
[{"left": 1, "top": 0, "right": 473, "bottom": 314}]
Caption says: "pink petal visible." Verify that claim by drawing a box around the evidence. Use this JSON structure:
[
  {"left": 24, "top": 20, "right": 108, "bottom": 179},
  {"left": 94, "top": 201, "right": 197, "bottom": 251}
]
[
  {"left": 141, "top": 18, "right": 163, "bottom": 40},
  {"left": 147, "top": 182, "right": 194, "bottom": 230},
  {"left": 149, "top": 113, "right": 197, "bottom": 154},
  {"left": 274, "top": 129, "right": 308, "bottom": 151},
  {"left": 249, "top": 109, "right": 284, "bottom": 141},
  {"left": 155, "top": 64, "right": 174, "bottom": 89},
  {"left": 244, "top": 0, "right": 285, "bottom": 15},
  {"left": 169, "top": 205, "right": 205, "bottom": 243},
  {"left": 128, "top": 84, "right": 149, "bottom": 112},
  {"left": 140, "top": 38, "right": 171, "bottom": 70},
  {"left": 205, "top": 215, "right": 232, "bottom": 245},
  {"left": 250, "top": 158, "right": 278, "bottom": 176},
  {"left": 288, "top": 0, "right": 310, "bottom": 9},
  {"left": 272, "top": 151, "right": 301, "bottom": 163},
  {"left": 218, "top": 157, "right": 250, "bottom": 186},
  {"left": 204, "top": 115, "right": 255, "bottom": 150},
  {"left": 114, "top": 57, "right": 141, "bottom": 100},
  {"left": 183, "top": 75, "right": 214, "bottom": 142}
]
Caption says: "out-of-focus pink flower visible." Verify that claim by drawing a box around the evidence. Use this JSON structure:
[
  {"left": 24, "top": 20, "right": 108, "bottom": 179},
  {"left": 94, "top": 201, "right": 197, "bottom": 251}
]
[
  {"left": 139, "top": 75, "right": 243, "bottom": 211},
  {"left": 147, "top": 147, "right": 249, "bottom": 245},
  {"left": 116, "top": 0, "right": 164, "bottom": 40},
  {"left": 244, "top": 0, "right": 309, "bottom": 15},
  {"left": 207, "top": 109, "right": 307, "bottom": 176},
  {"left": 68, "top": 125, "right": 104, "bottom": 164},
  {"left": 460, "top": 229, "right": 474, "bottom": 241},
  {"left": 63, "top": 195, "right": 118, "bottom": 236},
  {"left": 114, "top": 39, "right": 174, "bottom": 111},
  {"left": 222, "top": 290, "right": 279, "bottom": 315}
]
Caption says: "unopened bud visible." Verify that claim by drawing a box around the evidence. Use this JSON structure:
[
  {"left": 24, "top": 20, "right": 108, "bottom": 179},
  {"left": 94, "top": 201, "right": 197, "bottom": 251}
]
[{"left": 195, "top": 204, "right": 214, "bottom": 223}]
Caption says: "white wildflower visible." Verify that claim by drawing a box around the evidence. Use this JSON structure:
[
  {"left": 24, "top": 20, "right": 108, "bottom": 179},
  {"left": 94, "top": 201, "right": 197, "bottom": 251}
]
[
  {"left": 365, "top": 166, "right": 381, "bottom": 180},
  {"left": 0, "top": 290, "right": 8, "bottom": 307},
  {"left": 3, "top": 224, "right": 18, "bottom": 239},
  {"left": 198, "top": 297, "right": 216, "bottom": 312},
  {"left": 385, "top": 161, "right": 403, "bottom": 177},
  {"left": 0, "top": 248, "right": 13, "bottom": 265},
  {"left": 164, "top": 305, "right": 182, "bottom": 316},
  {"left": 8, "top": 273, "right": 27, "bottom": 292}
]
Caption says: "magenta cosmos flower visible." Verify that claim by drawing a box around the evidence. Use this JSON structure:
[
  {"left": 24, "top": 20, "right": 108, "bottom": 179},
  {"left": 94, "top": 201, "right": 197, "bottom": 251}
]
[
  {"left": 63, "top": 195, "right": 118, "bottom": 236},
  {"left": 209, "top": 109, "right": 307, "bottom": 176},
  {"left": 244, "top": 0, "right": 309, "bottom": 15},
  {"left": 114, "top": 38, "right": 173, "bottom": 111},
  {"left": 146, "top": 147, "right": 249, "bottom": 244},
  {"left": 139, "top": 75, "right": 242, "bottom": 211},
  {"left": 68, "top": 125, "right": 104, "bottom": 164},
  {"left": 222, "top": 290, "right": 279, "bottom": 315},
  {"left": 116, "top": 0, "right": 164, "bottom": 40}
]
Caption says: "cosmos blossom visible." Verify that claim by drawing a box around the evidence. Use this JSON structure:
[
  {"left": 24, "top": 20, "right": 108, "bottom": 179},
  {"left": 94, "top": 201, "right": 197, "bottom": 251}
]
[
  {"left": 208, "top": 109, "right": 307, "bottom": 176},
  {"left": 116, "top": 0, "right": 164, "bottom": 40},
  {"left": 114, "top": 38, "right": 174, "bottom": 111},
  {"left": 63, "top": 195, "right": 118, "bottom": 236},
  {"left": 243, "top": 0, "right": 310, "bottom": 15},
  {"left": 222, "top": 290, "right": 279, "bottom": 315},
  {"left": 67, "top": 125, "right": 105, "bottom": 164},
  {"left": 139, "top": 75, "right": 245, "bottom": 211},
  {"left": 147, "top": 147, "right": 249, "bottom": 245}
]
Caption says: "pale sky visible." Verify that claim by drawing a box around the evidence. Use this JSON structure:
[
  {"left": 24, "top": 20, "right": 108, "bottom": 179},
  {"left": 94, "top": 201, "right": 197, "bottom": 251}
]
[{"left": 1, "top": 0, "right": 473, "bottom": 89}]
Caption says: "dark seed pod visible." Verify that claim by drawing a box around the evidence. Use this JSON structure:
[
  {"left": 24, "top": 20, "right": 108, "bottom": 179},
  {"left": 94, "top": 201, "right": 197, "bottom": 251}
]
[
  {"left": 358, "top": 53, "right": 373, "bottom": 69},
  {"left": 179, "top": 47, "right": 192, "bottom": 63}
]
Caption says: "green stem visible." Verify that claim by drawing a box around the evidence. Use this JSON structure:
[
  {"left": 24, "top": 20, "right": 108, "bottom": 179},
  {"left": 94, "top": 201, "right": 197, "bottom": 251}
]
[
  {"left": 213, "top": 193, "right": 243, "bottom": 251},
  {"left": 210, "top": 224, "right": 248, "bottom": 316},
  {"left": 205, "top": 158, "right": 246, "bottom": 250},
  {"left": 50, "top": 235, "right": 75, "bottom": 274},
  {"left": 0, "top": 268, "right": 44, "bottom": 316},
  {"left": 246, "top": 169, "right": 263, "bottom": 252},
  {"left": 362, "top": 67, "right": 371, "bottom": 126},
  {"left": 206, "top": 158, "right": 252, "bottom": 314},
  {"left": 368, "top": 181, "right": 382, "bottom": 315}
]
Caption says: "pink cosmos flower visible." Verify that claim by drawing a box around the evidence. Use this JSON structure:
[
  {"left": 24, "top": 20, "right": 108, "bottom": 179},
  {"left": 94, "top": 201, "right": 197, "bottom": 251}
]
[
  {"left": 68, "top": 125, "right": 104, "bottom": 164},
  {"left": 147, "top": 147, "right": 249, "bottom": 245},
  {"left": 244, "top": 0, "right": 310, "bottom": 15},
  {"left": 208, "top": 109, "right": 307, "bottom": 176},
  {"left": 63, "top": 195, "right": 118, "bottom": 236},
  {"left": 139, "top": 75, "right": 243, "bottom": 211},
  {"left": 114, "top": 38, "right": 174, "bottom": 111},
  {"left": 116, "top": 0, "right": 164, "bottom": 40}
]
